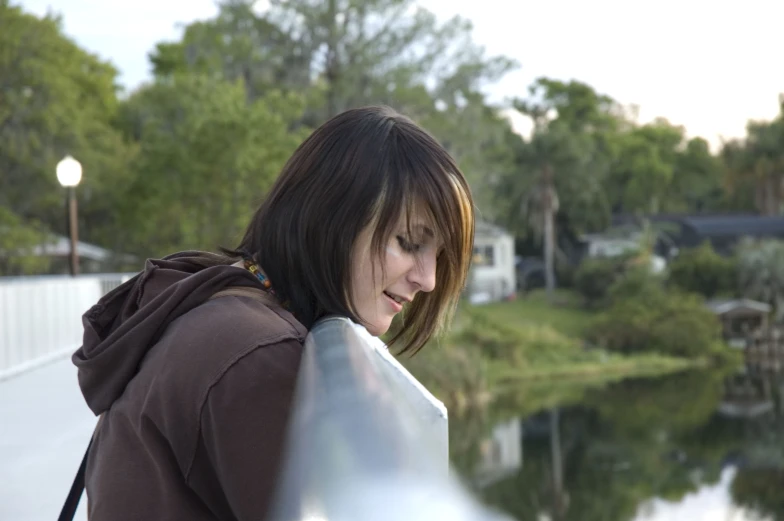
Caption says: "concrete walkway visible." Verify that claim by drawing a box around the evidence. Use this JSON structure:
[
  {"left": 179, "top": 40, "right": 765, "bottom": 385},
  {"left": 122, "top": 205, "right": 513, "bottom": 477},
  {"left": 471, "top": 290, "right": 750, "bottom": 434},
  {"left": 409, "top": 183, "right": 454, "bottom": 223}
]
[{"left": 0, "top": 357, "right": 95, "bottom": 521}]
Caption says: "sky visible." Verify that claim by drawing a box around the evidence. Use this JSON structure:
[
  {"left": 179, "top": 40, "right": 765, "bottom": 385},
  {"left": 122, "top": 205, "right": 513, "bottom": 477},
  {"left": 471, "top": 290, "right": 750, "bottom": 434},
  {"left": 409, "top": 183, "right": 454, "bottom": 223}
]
[
  {"left": 635, "top": 467, "right": 769, "bottom": 521},
  {"left": 17, "top": 0, "right": 784, "bottom": 149}
]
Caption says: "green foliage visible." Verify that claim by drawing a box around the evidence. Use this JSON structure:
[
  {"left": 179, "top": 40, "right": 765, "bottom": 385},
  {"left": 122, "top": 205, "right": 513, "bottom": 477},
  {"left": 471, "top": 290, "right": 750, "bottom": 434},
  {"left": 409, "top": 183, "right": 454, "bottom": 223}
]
[
  {"left": 670, "top": 137, "right": 727, "bottom": 212},
  {"left": 0, "top": 2, "right": 134, "bottom": 249},
  {"left": 722, "top": 100, "right": 784, "bottom": 215},
  {"left": 607, "top": 119, "right": 684, "bottom": 214},
  {"left": 478, "top": 369, "right": 746, "bottom": 521},
  {"left": 606, "top": 265, "right": 664, "bottom": 303},
  {"left": 499, "top": 79, "right": 615, "bottom": 243},
  {"left": 587, "top": 370, "right": 728, "bottom": 436},
  {"left": 735, "top": 238, "right": 784, "bottom": 318},
  {"left": 731, "top": 468, "right": 784, "bottom": 520},
  {"left": 401, "top": 338, "right": 488, "bottom": 413},
  {"left": 481, "top": 290, "right": 593, "bottom": 337},
  {"left": 3, "top": 1, "right": 520, "bottom": 268},
  {"left": 452, "top": 306, "right": 584, "bottom": 370},
  {"left": 587, "top": 287, "right": 725, "bottom": 359},
  {"left": 3, "top": 0, "right": 781, "bottom": 282},
  {"left": 573, "top": 255, "right": 633, "bottom": 306},
  {"left": 667, "top": 242, "right": 737, "bottom": 298},
  {"left": 115, "top": 78, "right": 308, "bottom": 256},
  {"left": 0, "top": 206, "right": 53, "bottom": 275}
]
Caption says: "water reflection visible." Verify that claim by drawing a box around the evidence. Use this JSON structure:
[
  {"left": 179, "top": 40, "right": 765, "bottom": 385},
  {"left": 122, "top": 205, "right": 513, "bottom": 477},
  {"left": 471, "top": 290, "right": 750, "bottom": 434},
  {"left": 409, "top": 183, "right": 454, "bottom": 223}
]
[{"left": 452, "top": 369, "right": 784, "bottom": 521}]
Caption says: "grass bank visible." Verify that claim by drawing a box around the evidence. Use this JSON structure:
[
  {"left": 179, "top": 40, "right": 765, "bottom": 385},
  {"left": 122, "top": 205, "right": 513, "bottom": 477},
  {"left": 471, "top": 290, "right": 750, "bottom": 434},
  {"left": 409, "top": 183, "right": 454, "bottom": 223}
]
[
  {"left": 402, "top": 290, "right": 710, "bottom": 411},
  {"left": 481, "top": 290, "right": 593, "bottom": 337}
]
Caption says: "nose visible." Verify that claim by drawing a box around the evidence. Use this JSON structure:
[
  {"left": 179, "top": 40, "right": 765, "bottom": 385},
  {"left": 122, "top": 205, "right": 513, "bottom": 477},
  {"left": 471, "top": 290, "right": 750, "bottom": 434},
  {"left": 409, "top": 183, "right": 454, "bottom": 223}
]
[{"left": 408, "top": 250, "right": 437, "bottom": 293}]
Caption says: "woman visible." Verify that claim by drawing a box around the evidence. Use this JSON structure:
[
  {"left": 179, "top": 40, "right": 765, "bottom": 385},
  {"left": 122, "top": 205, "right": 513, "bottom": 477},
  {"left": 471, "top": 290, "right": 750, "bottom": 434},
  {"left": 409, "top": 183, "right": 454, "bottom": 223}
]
[{"left": 70, "top": 106, "right": 475, "bottom": 521}]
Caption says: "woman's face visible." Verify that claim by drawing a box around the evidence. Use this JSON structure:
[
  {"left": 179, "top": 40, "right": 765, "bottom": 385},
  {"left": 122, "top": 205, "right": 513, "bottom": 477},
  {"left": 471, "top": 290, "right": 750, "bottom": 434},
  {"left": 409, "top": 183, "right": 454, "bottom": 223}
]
[{"left": 350, "top": 206, "right": 442, "bottom": 336}]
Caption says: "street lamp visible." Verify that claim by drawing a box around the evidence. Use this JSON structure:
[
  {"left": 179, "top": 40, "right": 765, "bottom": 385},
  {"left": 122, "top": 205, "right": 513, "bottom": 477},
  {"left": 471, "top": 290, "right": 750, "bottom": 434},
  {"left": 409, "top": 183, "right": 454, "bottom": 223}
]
[{"left": 56, "top": 155, "right": 82, "bottom": 276}]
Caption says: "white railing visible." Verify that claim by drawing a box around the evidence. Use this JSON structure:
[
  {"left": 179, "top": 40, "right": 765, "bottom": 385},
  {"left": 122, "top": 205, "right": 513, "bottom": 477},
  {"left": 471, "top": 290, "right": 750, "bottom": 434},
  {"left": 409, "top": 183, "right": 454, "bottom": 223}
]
[
  {"left": 0, "top": 273, "right": 135, "bottom": 380},
  {"left": 269, "top": 316, "right": 510, "bottom": 521}
]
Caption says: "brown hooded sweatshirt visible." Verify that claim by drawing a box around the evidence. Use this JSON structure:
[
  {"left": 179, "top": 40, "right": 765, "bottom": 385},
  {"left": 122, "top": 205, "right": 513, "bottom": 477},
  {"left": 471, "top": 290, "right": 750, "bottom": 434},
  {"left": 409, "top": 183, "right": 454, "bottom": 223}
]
[{"left": 72, "top": 251, "right": 307, "bottom": 521}]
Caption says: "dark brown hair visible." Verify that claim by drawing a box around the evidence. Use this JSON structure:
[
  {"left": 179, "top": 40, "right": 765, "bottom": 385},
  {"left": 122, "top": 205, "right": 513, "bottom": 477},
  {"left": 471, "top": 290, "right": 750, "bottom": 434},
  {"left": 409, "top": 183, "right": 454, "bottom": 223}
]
[{"left": 231, "top": 106, "right": 474, "bottom": 353}]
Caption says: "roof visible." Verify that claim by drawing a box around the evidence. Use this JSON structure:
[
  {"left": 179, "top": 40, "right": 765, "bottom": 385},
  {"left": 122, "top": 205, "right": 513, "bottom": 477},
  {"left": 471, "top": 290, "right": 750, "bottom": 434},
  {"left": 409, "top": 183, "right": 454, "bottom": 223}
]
[
  {"left": 475, "top": 220, "right": 511, "bottom": 239},
  {"left": 678, "top": 215, "right": 784, "bottom": 238},
  {"left": 706, "top": 299, "right": 771, "bottom": 315},
  {"left": 610, "top": 213, "right": 784, "bottom": 238},
  {"left": 31, "top": 236, "right": 134, "bottom": 262}
]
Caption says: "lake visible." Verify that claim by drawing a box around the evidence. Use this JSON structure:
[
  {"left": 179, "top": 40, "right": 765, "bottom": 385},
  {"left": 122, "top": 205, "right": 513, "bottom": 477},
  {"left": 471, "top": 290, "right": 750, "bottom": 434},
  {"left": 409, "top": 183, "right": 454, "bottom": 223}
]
[{"left": 450, "top": 368, "right": 784, "bottom": 521}]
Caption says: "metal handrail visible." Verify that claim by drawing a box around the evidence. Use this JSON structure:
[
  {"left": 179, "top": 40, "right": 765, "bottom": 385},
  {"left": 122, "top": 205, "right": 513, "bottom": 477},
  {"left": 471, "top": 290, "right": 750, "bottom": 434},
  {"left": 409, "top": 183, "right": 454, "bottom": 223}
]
[{"left": 268, "top": 316, "right": 510, "bottom": 521}]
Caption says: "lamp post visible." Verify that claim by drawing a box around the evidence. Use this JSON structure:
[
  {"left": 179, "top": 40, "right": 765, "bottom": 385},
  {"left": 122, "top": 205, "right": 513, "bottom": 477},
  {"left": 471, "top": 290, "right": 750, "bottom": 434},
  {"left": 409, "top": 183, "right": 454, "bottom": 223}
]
[{"left": 56, "top": 155, "right": 82, "bottom": 276}]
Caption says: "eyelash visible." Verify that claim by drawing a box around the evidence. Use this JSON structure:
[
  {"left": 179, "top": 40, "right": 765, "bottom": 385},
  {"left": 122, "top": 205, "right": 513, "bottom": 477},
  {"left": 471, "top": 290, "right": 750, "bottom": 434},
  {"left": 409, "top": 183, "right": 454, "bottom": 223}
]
[{"left": 397, "top": 235, "right": 421, "bottom": 253}]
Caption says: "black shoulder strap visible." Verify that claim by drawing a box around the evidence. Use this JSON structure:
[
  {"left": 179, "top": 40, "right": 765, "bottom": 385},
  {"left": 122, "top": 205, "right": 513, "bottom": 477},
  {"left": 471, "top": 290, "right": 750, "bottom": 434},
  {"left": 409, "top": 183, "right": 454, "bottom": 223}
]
[{"left": 58, "top": 434, "right": 94, "bottom": 521}]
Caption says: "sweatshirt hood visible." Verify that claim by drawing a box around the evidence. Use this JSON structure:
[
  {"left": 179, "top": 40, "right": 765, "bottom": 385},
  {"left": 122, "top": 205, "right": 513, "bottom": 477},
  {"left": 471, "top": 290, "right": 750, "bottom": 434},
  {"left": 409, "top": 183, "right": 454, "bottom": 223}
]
[{"left": 73, "top": 251, "right": 260, "bottom": 415}]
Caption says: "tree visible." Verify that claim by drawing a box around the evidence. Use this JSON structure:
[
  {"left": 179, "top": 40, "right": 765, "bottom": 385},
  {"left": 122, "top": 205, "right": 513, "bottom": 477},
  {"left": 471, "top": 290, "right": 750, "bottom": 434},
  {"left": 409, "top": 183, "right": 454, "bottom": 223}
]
[
  {"left": 147, "top": 0, "right": 519, "bottom": 218},
  {"left": 669, "top": 137, "right": 725, "bottom": 213},
  {"left": 0, "top": 2, "right": 134, "bottom": 252},
  {"left": 150, "top": 0, "right": 516, "bottom": 120},
  {"left": 115, "top": 76, "right": 307, "bottom": 256},
  {"left": 266, "top": 0, "right": 515, "bottom": 119},
  {"left": 149, "top": 0, "right": 313, "bottom": 100},
  {"left": 500, "top": 79, "right": 616, "bottom": 298},
  {"left": 607, "top": 119, "right": 684, "bottom": 215},
  {"left": 722, "top": 100, "right": 784, "bottom": 216},
  {"left": 731, "top": 468, "right": 784, "bottom": 520},
  {"left": 0, "top": 206, "right": 53, "bottom": 275}
]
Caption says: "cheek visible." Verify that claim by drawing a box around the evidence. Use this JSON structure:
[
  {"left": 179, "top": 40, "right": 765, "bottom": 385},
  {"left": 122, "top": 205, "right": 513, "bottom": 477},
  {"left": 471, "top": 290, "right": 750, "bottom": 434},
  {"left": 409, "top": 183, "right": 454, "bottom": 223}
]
[
  {"left": 352, "top": 256, "right": 384, "bottom": 302},
  {"left": 381, "top": 249, "right": 414, "bottom": 284}
]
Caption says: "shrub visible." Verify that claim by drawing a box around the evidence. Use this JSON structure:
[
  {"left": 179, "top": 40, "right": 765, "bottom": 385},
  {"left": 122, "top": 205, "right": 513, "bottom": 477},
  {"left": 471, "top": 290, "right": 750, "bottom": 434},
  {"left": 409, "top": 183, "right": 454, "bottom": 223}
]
[
  {"left": 587, "top": 289, "right": 725, "bottom": 359},
  {"left": 667, "top": 242, "right": 737, "bottom": 298},
  {"left": 607, "top": 265, "right": 665, "bottom": 303},
  {"left": 555, "top": 260, "right": 577, "bottom": 289},
  {"left": 574, "top": 254, "right": 634, "bottom": 307}
]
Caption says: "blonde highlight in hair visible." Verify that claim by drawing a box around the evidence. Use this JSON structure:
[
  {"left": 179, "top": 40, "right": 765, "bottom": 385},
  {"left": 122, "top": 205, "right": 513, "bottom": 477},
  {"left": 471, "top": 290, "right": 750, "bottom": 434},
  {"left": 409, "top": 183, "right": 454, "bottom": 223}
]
[{"left": 383, "top": 168, "right": 475, "bottom": 354}]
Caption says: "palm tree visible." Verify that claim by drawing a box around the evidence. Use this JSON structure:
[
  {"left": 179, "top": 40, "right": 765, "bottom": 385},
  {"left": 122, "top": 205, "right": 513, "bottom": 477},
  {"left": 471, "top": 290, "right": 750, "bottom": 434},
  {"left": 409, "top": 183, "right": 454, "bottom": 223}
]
[
  {"left": 722, "top": 101, "right": 784, "bottom": 216},
  {"left": 510, "top": 121, "right": 602, "bottom": 301}
]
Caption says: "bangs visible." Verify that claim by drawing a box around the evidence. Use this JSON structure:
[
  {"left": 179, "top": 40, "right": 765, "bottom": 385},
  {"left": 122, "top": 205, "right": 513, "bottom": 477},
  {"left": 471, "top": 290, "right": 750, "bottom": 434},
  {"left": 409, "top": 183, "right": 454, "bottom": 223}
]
[{"left": 367, "top": 132, "right": 474, "bottom": 285}]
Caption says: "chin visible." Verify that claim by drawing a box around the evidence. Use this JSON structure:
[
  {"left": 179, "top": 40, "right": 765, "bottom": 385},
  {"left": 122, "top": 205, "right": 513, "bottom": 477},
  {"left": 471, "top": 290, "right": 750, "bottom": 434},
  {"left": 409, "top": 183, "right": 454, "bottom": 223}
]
[{"left": 364, "top": 322, "right": 391, "bottom": 337}]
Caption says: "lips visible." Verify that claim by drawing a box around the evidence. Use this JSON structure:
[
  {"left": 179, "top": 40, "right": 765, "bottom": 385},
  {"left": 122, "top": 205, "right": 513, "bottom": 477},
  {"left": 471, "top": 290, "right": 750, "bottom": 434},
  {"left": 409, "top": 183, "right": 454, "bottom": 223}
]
[
  {"left": 384, "top": 291, "right": 406, "bottom": 304},
  {"left": 383, "top": 291, "right": 404, "bottom": 312}
]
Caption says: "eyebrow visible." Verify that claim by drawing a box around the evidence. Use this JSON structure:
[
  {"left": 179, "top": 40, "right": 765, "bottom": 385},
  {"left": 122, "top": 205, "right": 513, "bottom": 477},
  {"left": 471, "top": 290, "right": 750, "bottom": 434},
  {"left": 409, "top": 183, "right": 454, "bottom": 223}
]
[{"left": 410, "top": 224, "right": 435, "bottom": 238}]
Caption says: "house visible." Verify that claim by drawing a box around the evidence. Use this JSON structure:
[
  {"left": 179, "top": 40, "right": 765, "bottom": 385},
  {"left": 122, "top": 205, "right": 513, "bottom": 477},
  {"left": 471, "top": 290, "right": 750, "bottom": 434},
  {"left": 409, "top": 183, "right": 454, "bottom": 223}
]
[
  {"left": 580, "top": 232, "right": 640, "bottom": 258},
  {"left": 706, "top": 298, "right": 771, "bottom": 348},
  {"left": 577, "top": 229, "right": 667, "bottom": 273},
  {"left": 673, "top": 215, "right": 784, "bottom": 254},
  {"left": 21, "top": 235, "right": 136, "bottom": 275},
  {"left": 469, "top": 220, "right": 516, "bottom": 303},
  {"left": 612, "top": 214, "right": 784, "bottom": 256},
  {"left": 474, "top": 418, "right": 523, "bottom": 488}
]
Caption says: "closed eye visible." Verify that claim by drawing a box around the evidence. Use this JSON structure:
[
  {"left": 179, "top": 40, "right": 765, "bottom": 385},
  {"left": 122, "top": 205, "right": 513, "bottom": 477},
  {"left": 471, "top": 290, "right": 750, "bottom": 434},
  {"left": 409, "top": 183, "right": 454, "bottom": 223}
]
[{"left": 397, "top": 235, "right": 421, "bottom": 253}]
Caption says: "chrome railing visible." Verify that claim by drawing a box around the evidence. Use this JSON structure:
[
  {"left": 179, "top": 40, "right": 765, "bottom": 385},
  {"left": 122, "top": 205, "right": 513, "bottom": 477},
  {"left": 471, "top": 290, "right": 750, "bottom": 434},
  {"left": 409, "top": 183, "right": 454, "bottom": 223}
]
[{"left": 268, "top": 317, "right": 511, "bottom": 521}]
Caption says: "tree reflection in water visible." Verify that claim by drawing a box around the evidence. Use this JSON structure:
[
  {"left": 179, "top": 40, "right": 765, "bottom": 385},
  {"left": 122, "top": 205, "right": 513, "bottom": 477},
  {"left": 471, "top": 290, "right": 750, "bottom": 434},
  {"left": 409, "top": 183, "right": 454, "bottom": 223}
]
[{"left": 450, "top": 369, "right": 784, "bottom": 521}]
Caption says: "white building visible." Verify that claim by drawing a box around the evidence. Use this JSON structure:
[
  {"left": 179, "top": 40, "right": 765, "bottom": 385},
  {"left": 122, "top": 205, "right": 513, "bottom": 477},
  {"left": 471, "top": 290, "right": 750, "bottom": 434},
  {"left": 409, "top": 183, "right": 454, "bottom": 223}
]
[
  {"left": 580, "top": 232, "right": 667, "bottom": 274},
  {"left": 469, "top": 220, "right": 516, "bottom": 303},
  {"left": 474, "top": 418, "right": 523, "bottom": 488}
]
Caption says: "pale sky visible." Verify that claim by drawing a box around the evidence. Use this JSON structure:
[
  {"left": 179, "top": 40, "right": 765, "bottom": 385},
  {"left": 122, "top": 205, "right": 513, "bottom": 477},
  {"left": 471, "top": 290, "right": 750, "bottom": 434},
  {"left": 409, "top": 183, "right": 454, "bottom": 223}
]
[
  {"left": 635, "top": 467, "right": 770, "bottom": 521},
  {"left": 17, "top": 0, "right": 784, "bottom": 149}
]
